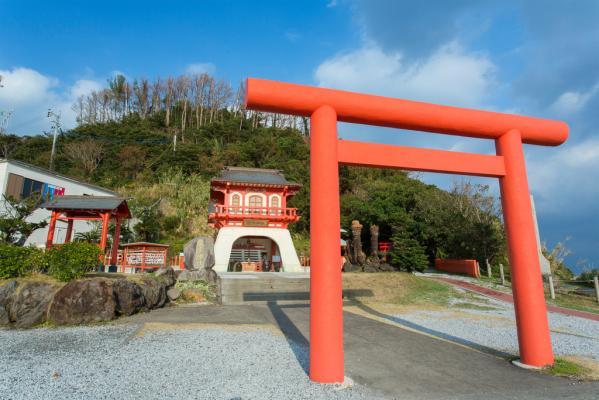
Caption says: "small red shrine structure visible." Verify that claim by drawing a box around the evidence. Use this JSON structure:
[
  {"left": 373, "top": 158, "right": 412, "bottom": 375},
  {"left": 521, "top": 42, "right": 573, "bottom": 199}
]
[
  {"left": 119, "top": 242, "right": 169, "bottom": 273},
  {"left": 208, "top": 167, "right": 304, "bottom": 272},
  {"left": 42, "top": 195, "right": 131, "bottom": 265}
]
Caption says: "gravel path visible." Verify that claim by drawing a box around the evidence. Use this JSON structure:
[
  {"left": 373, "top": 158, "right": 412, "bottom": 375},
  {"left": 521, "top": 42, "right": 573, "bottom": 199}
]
[
  {"left": 0, "top": 325, "right": 382, "bottom": 400},
  {"left": 392, "top": 293, "right": 599, "bottom": 360}
]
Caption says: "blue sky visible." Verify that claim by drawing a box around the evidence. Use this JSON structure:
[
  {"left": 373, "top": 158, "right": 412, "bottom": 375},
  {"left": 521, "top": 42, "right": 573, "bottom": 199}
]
[{"left": 1, "top": 0, "right": 597, "bottom": 272}]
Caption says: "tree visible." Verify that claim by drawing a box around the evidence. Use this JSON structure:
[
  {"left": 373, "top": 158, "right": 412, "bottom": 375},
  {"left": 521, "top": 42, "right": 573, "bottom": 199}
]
[
  {"left": 541, "top": 238, "right": 574, "bottom": 280},
  {"left": 117, "top": 145, "right": 147, "bottom": 179},
  {"left": 0, "top": 195, "right": 47, "bottom": 246},
  {"left": 62, "top": 139, "right": 105, "bottom": 176},
  {"left": 389, "top": 228, "right": 429, "bottom": 272}
]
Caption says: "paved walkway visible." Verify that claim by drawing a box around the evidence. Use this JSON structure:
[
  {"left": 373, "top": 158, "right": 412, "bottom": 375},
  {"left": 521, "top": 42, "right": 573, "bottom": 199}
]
[
  {"left": 123, "top": 304, "right": 599, "bottom": 399},
  {"left": 434, "top": 276, "right": 599, "bottom": 322}
]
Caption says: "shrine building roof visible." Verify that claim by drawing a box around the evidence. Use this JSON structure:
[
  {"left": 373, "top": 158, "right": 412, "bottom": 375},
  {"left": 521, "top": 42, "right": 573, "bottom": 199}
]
[
  {"left": 211, "top": 166, "right": 301, "bottom": 188},
  {"left": 41, "top": 195, "right": 131, "bottom": 218}
]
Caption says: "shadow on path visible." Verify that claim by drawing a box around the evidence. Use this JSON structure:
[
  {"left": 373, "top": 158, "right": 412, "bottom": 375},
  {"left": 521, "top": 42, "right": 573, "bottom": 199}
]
[
  {"left": 344, "top": 297, "right": 514, "bottom": 359},
  {"left": 266, "top": 301, "right": 310, "bottom": 374}
]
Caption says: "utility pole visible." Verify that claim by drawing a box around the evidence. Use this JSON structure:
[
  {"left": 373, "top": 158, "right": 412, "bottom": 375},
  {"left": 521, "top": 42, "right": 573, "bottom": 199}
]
[
  {"left": 47, "top": 109, "right": 61, "bottom": 171},
  {"left": 0, "top": 111, "right": 12, "bottom": 135}
]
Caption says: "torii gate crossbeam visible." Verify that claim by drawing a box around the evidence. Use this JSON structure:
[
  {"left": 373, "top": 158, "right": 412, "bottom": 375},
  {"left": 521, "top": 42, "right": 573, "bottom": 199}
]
[{"left": 245, "top": 78, "right": 568, "bottom": 383}]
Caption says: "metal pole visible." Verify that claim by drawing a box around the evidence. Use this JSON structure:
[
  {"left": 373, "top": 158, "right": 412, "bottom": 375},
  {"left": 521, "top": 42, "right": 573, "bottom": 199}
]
[
  {"left": 594, "top": 276, "right": 599, "bottom": 304},
  {"left": 499, "top": 263, "right": 506, "bottom": 286},
  {"left": 548, "top": 275, "right": 555, "bottom": 300}
]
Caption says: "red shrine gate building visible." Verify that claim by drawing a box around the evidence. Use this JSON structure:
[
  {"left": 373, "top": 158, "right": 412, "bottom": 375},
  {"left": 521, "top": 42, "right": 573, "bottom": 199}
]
[{"left": 208, "top": 167, "right": 303, "bottom": 272}]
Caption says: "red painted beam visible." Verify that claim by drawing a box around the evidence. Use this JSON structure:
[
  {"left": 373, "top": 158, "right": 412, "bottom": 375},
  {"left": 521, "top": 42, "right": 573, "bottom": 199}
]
[
  {"left": 245, "top": 78, "right": 568, "bottom": 146},
  {"left": 337, "top": 140, "right": 506, "bottom": 178}
]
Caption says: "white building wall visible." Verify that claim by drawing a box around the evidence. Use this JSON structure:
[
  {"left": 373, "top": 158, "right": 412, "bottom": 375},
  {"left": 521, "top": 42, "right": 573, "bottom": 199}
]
[
  {"left": 213, "top": 227, "right": 302, "bottom": 272},
  {"left": 0, "top": 160, "right": 116, "bottom": 247}
]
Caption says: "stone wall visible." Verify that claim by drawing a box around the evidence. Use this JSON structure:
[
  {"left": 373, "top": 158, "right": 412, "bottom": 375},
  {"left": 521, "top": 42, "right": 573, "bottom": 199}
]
[{"left": 0, "top": 267, "right": 176, "bottom": 328}]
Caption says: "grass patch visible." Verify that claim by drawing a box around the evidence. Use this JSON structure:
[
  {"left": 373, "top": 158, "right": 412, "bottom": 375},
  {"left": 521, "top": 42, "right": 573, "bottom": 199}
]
[
  {"left": 545, "top": 358, "right": 591, "bottom": 379},
  {"left": 0, "top": 273, "right": 63, "bottom": 287},
  {"left": 342, "top": 272, "right": 473, "bottom": 307},
  {"left": 548, "top": 293, "right": 599, "bottom": 315},
  {"left": 175, "top": 280, "right": 216, "bottom": 303}
]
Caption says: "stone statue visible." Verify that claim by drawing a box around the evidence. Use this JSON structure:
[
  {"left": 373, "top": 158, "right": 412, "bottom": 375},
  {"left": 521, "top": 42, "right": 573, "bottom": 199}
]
[
  {"left": 351, "top": 220, "right": 366, "bottom": 265},
  {"left": 370, "top": 224, "right": 379, "bottom": 259}
]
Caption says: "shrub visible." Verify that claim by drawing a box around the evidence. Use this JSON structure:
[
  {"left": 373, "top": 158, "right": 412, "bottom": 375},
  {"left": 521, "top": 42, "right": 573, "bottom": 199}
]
[
  {"left": 389, "top": 231, "right": 429, "bottom": 272},
  {"left": 0, "top": 244, "right": 46, "bottom": 279},
  {"left": 47, "top": 242, "right": 101, "bottom": 282}
]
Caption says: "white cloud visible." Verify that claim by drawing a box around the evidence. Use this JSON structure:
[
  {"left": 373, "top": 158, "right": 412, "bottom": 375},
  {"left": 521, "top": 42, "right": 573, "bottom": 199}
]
[
  {"left": 0, "top": 67, "right": 102, "bottom": 134},
  {"left": 527, "top": 137, "right": 599, "bottom": 215},
  {"left": 549, "top": 83, "right": 599, "bottom": 116},
  {"left": 0, "top": 67, "right": 58, "bottom": 106},
  {"left": 315, "top": 41, "right": 496, "bottom": 107},
  {"left": 185, "top": 62, "right": 215, "bottom": 75}
]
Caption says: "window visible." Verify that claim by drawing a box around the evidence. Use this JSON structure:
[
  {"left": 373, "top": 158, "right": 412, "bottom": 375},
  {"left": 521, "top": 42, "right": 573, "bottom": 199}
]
[
  {"left": 248, "top": 195, "right": 263, "bottom": 207},
  {"left": 231, "top": 194, "right": 241, "bottom": 206},
  {"left": 271, "top": 196, "right": 279, "bottom": 208},
  {"left": 248, "top": 195, "right": 263, "bottom": 214},
  {"left": 270, "top": 196, "right": 280, "bottom": 215}
]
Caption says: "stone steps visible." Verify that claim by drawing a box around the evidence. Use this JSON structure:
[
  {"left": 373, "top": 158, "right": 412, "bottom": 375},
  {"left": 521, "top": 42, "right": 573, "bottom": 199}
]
[{"left": 216, "top": 272, "right": 310, "bottom": 305}]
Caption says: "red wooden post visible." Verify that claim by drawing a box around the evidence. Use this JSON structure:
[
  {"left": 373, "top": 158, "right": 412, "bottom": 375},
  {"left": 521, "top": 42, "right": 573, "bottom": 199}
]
[
  {"left": 141, "top": 245, "right": 146, "bottom": 273},
  {"left": 64, "top": 219, "right": 74, "bottom": 243},
  {"left": 110, "top": 217, "right": 121, "bottom": 266},
  {"left": 497, "top": 129, "right": 554, "bottom": 366},
  {"left": 46, "top": 211, "right": 58, "bottom": 249},
  {"left": 309, "top": 105, "right": 344, "bottom": 383},
  {"left": 99, "top": 213, "right": 110, "bottom": 254}
]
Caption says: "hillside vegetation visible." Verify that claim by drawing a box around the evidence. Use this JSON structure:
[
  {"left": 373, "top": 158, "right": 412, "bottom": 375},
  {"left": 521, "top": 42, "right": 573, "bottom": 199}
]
[{"left": 1, "top": 73, "right": 507, "bottom": 266}]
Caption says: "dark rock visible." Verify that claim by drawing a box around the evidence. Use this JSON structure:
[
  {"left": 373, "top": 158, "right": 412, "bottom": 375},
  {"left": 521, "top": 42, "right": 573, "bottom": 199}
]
[
  {"left": 139, "top": 277, "right": 166, "bottom": 309},
  {"left": 379, "top": 264, "right": 396, "bottom": 272},
  {"left": 0, "top": 281, "right": 18, "bottom": 325},
  {"left": 154, "top": 267, "right": 176, "bottom": 287},
  {"left": 343, "top": 262, "right": 361, "bottom": 273},
  {"left": 113, "top": 279, "right": 145, "bottom": 316},
  {"left": 167, "top": 287, "right": 181, "bottom": 301},
  {"left": 9, "top": 282, "right": 58, "bottom": 328},
  {"left": 49, "top": 279, "right": 116, "bottom": 325},
  {"left": 363, "top": 265, "right": 379, "bottom": 273}
]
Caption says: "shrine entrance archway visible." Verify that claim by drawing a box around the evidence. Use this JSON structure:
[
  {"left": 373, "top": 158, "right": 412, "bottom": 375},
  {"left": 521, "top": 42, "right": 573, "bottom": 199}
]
[{"left": 244, "top": 78, "right": 568, "bottom": 383}]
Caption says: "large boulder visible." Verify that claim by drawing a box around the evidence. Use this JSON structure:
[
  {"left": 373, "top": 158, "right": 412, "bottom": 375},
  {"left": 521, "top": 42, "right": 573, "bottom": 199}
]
[
  {"left": 49, "top": 279, "right": 116, "bottom": 325},
  {"left": 184, "top": 236, "right": 215, "bottom": 271},
  {"left": 154, "top": 267, "right": 176, "bottom": 287},
  {"left": 138, "top": 277, "right": 167, "bottom": 309},
  {"left": 0, "top": 281, "right": 18, "bottom": 325},
  {"left": 177, "top": 268, "right": 217, "bottom": 284},
  {"left": 112, "top": 279, "right": 145, "bottom": 316},
  {"left": 9, "top": 282, "right": 58, "bottom": 328}
]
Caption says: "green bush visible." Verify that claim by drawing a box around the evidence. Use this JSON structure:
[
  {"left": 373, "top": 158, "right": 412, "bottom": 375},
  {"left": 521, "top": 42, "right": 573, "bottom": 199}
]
[
  {"left": 389, "top": 231, "right": 429, "bottom": 272},
  {"left": 47, "top": 242, "right": 101, "bottom": 282},
  {"left": 0, "top": 244, "right": 46, "bottom": 279}
]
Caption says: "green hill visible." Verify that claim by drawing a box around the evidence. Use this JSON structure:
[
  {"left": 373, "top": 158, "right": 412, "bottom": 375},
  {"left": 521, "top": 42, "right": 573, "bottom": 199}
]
[{"left": 0, "top": 73, "right": 507, "bottom": 268}]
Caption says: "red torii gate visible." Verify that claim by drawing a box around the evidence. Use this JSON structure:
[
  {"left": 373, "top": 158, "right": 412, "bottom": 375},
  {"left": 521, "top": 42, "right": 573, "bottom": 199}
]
[{"left": 245, "top": 78, "right": 568, "bottom": 383}]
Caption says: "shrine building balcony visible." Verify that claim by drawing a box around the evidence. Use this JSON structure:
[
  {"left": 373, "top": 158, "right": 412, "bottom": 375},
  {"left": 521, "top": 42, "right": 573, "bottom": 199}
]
[{"left": 209, "top": 204, "right": 299, "bottom": 222}]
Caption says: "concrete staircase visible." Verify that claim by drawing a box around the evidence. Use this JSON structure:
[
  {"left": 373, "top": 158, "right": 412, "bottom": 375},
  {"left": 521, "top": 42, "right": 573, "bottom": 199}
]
[{"left": 216, "top": 272, "right": 310, "bottom": 305}]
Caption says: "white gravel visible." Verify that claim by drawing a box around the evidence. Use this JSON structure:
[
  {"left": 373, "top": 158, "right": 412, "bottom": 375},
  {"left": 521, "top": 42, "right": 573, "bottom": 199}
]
[
  {"left": 392, "top": 293, "right": 599, "bottom": 360},
  {"left": 0, "top": 325, "right": 382, "bottom": 400}
]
